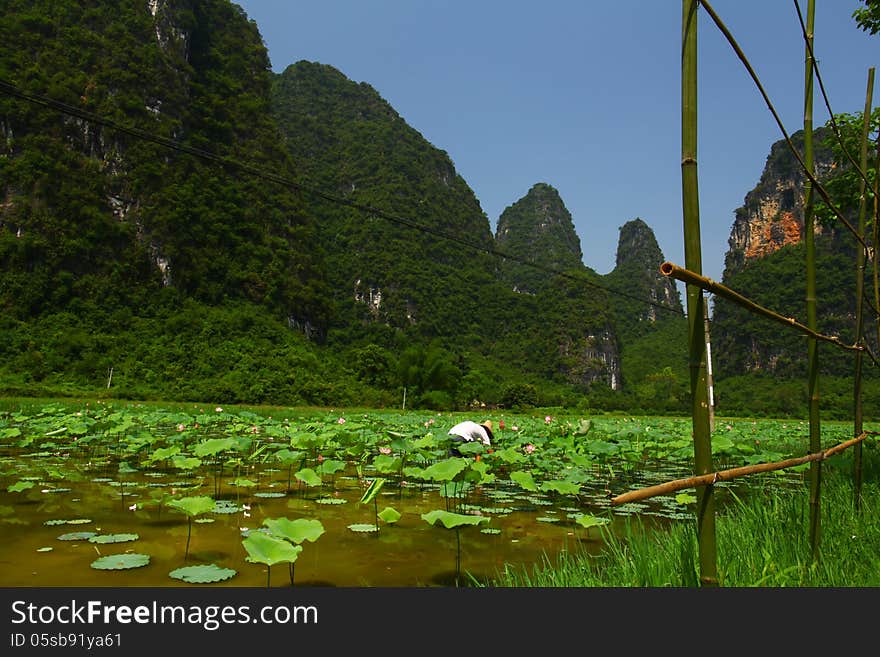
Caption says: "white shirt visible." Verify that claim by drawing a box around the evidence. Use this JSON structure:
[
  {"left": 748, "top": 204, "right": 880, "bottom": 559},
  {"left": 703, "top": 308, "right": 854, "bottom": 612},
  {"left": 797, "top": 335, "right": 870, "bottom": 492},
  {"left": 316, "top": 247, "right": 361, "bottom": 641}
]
[{"left": 448, "top": 421, "right": 492, "bottom": 446}]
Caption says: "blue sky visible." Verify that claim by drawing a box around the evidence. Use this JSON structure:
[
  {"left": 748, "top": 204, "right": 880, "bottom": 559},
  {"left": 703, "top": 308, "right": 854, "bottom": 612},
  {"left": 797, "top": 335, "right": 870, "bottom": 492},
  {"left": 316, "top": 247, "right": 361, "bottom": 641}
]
[{"left": 234, "top": 1, "right": 877, "bottom": 287}]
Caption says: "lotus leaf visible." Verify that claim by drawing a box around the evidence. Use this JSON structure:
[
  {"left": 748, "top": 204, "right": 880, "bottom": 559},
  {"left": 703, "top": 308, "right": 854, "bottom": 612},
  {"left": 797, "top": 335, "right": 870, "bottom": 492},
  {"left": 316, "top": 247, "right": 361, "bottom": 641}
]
[
  {"left": 315, "top": 497, "right": 347, "bottom": 505},
  {"left": 167, "top": 496, "right": 215, "bottom": 517},
  {"left": 89, "top": 533, "right": 139, "bottom": 544},
  {"left": 264, "top": 517, "right": 325, "bottom": 544},
  {"left": 378, "top": 507, "right": 401, "bottom": 524},
  {"left": 7, "top": 481, "right": 34, "bottom": 492},
  {"left": 347, "top": 523, "right": 378, "bottom": 533},
  {"left": 194, "top": 437, "right": 235, "bottom": 457},
  {"left": 421, "top": 458, "right": 469, "bottom": 482},
  {"left": 169, "top": 564, "right": 237, "bottom": 584},
  {"left": 510, "top": 471, "right": 538, "bottom": 492},
  {"left": 242, "top": 531, "right": 303, "bottom": 567},
  {"left": 57, "top": 531, "right": 97, "bottom": 541},
  {"left": 359, "top": 478, "right": 386, "bottom": 504},
  {"left": 294, "top": 468, "right": 322, "bottom": 487},
  {"left": 540, "top": 480, "right": 581, "bottom": 495},
  {"left": 575, "top": 514, "right": 611, "bottom": 529},
  {"left": 91, "top": 553, "right": 151, "bottom": 570},
  {"left": 421, "top": 510, "right": 490, "bottom": 529}
]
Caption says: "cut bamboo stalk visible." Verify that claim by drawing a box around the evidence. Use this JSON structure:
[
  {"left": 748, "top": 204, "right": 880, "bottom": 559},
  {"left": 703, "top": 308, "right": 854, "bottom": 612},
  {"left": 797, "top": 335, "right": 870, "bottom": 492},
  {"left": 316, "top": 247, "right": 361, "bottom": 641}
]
[
  {"left": 659, "top": 262, "right": 863, "bottom": 353},
  {"left": 610, "top": 432, "right": 875, "bottom": 507}
]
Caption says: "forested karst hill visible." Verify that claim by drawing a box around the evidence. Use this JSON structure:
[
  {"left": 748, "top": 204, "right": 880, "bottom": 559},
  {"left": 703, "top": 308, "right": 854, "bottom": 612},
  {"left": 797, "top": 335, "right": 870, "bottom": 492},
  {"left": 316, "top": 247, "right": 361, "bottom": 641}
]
[{"left": 0, "top": 0, "right": 697, "bottom": 412}]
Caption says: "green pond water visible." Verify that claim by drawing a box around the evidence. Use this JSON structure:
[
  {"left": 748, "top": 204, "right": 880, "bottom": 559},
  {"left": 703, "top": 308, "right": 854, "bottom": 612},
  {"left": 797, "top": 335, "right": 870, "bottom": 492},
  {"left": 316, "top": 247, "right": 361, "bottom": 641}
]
[{"left": 0, "top": 442, "right": 803, "bottom": 587}]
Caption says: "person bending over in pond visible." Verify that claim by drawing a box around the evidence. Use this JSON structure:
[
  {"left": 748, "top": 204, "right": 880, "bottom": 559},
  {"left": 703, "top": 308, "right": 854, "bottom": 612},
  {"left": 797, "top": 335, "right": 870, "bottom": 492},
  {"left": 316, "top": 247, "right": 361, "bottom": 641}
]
[{"left": 447, "top": 420, "right": 494, "bottom": 458}]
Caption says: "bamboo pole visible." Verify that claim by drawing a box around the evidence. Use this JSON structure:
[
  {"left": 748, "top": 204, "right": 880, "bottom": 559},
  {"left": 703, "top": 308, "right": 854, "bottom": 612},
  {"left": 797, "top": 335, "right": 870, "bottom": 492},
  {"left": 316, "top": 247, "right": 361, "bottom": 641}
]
[
  {"left": 659, "top": 262, "right": 863, "bottom": 353},
  {"left": 801, "top": 0, "right": 821, "bottom": 564},
  {"left": 853, "top": 67, "right": 875, "bottom": 510},
  {"left": 610, "top": 432, "right": 875, "bottom": 507},
  {"left": 681, "top": 0, "right": 718, "bottom": 587}
]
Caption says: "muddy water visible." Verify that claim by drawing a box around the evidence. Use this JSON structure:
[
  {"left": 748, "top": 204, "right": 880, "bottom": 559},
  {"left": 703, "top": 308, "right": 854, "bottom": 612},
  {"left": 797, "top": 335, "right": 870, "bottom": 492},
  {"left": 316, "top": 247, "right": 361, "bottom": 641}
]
[
  {"left": 1, "top": 446, "right": 800, "bottom": 587},
  {"left": 0, "top": 457, "right": 626, "bottom": 587}
]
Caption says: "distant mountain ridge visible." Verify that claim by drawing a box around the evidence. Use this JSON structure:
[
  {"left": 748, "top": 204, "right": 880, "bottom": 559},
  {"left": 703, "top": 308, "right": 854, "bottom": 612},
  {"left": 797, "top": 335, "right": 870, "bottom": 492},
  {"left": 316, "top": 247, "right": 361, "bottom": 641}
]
[{"left": 0, "top": 0, "right": 688, "bottom": 411}]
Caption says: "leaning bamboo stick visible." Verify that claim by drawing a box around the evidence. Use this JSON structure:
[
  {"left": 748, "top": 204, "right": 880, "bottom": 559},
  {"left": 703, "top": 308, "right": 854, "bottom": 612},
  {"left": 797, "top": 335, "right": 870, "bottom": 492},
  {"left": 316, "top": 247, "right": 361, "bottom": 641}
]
[
  {"left": 659, "top": 261, "right": 863, "bottom": 353},
  {"left": 610, "top": 432, "right": 875, "bottom": 507}
]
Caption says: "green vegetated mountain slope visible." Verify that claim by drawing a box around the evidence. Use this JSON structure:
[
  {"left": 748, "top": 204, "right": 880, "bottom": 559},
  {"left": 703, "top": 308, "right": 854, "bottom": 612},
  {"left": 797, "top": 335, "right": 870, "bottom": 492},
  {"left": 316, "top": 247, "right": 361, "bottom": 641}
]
[
  {"left": 711, "top": 120, "right": 880, "bottom": 418},
  {"left": 0, "top": 0, "right": 686, "bottom": 411}
]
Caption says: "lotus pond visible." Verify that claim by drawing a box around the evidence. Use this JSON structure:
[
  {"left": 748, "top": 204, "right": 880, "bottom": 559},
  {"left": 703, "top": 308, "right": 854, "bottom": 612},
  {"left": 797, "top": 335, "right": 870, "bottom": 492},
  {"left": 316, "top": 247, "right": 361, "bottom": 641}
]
[{"left": 0, "top": 400, "right": 845, "bottom": 587}]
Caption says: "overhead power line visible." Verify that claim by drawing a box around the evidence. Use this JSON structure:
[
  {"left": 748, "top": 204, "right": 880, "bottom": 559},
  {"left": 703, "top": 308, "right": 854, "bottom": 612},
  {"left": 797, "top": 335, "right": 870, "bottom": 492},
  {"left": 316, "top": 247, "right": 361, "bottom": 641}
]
[{"left": 0, "top": 78, "right": 684, "bottom": 317}]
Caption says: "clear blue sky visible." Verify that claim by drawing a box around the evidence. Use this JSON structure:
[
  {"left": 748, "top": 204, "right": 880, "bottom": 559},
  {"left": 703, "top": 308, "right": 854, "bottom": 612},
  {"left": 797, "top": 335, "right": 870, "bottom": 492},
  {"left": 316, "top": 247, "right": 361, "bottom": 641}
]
[{"left": 234, "top": 1, "right": 876, "bottom": 287}]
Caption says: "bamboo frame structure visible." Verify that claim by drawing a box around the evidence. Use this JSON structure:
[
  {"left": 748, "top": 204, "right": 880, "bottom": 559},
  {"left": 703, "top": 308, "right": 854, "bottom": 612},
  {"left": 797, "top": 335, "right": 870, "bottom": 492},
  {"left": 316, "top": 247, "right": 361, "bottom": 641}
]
[
  {"left": 681, "top": 0, "right": 718, "bottom": 587},
  {"left": 853, "top": 67, "right": 875, "bottom": 509},
  {"left": 659, "top": 262, "right": 863, "bottom": 353},
  {"left": 610, "top": 432, "right": 877, "bottom": 507}
]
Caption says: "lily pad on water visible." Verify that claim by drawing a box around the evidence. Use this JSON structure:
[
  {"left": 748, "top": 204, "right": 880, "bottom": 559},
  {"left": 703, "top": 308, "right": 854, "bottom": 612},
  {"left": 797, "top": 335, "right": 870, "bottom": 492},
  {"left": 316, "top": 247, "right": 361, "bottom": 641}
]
[
  {"left": 194, "top": 518, "right": 215, "bottom": 524},
  {"left": 37, "top": 547, "right": 53, "bottom": 552},
  {"left": 481, "top": 528, "right": 502, "bottom": 535},
  {"left": 89, "top": 533, "right": 139, "bottom": 544},
  {"left": 7, "top": 481, "right": 35, "bottom": 493},
  {"left": 315, "top": 497, "right": 347, "bottom": 505},
  {"left": 44, "top": 518, "right": 92, "bottom": 526},
  {"left": 212, "top": 500, "right": 241, "bottom": 514},
  {"left": 254, "top": 492, "right": 286, "bottom": 499},
  {"left": 58, "top": 531, "right": 98, "bottom": 541},
  {"left": 169, "top": 564, "right": 237, "bottom": 584},
  {"left": 91, "top": 553, "right": 151, "bottom": 570},
  {"left": 574, "top": 514, "right": 611, "bottom": 529},
  {"left": 347, "top": 523, "right": 379, "bottom": 533}
]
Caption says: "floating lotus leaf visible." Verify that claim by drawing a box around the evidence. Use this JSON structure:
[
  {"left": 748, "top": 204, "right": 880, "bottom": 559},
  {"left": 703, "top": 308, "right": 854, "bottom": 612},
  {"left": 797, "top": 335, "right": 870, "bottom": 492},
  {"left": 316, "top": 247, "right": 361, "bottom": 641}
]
[
  {"left": 347, "top": 523, "right": 378, "bottom": 533},
  {"left": 45, "top": 518, "right": 92, "bottom": 526},
  {"left": 378, "top": 507, "right": 401, "bottom": 524},
  {"left": 167, "top": 496, "right": 215, "bottom": 518},
  {"left": 58, "top": 531, "right": 97, "bottom": 541},
  {"left": 42, "top": 487, "right": 72, "bottom": 494},
  {"left": 194, "top": 518, "right": 215, "bottom": 524},
  {"left": 242, "top": 531, "right": 303, "bottom": 567},
  {"left": 537, "top": 516, "right": 560, "bottom": 523},
  {"left": 91, "top": 553, "right": 151, "bottom": 570},
  {"left": 169, "top": 564, "right": 237, "bottom": 584},
  {"left": 254, "top": 492, "right": 286, "bottom": 498},
  {"left": 37, "top": 546, "right": 53, "bottom": 552},
  {"left": 230, "top": 478, "right": 257, "bottom": 488},
  {"left": 89, "top": 533, "right": 139, "bottom": 544},
  {"left": 7, "top": 481, "right": 35, "bottom": 492},
  {"left": 294, "top": 468, "right": 322, "bottom": 487},
  {"left": 421, "top": 510, "right": 490, "bottom": 529},
  {"left": 315, "top": 497, "right": 347, "bottom": 505},
  {"left": 212, "top": 500, "right": 241, "bottom": 514},
  {"left": 264, "top": 517, "right": 325, "bottom": 544},
  {"left": 147, "top": 446, "right": 181, "bottom": 463},
  {"left": 481, "top": 528, "right": 502, "bottom": 535}
]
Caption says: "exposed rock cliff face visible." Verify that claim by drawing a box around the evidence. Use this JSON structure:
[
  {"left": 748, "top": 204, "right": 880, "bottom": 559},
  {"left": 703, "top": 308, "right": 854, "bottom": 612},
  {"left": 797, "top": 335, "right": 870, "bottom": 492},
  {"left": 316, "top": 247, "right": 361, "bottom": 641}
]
[
  {"left": 494, "top": 182, "right": 584, "bottom": 294},
  {"left": 723, "top": 127, "right": 834, "bottom": 280}
]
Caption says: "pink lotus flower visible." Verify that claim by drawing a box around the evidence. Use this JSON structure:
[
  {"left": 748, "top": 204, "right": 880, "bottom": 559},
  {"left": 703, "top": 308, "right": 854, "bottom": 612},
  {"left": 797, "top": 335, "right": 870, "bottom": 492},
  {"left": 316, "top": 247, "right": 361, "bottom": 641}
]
[
  {"left": 544, "top": 415, "right": 553, "bottom": 424},
  {"left": 215, "top": 406, "right": 223, "bottom": 413},
  {"left": 498, "top": 419, "right": 505, "bottom": 430},
  {"left": 524, "top": 443, "right": 536, "bottom": 454},
  {"left": 176, "top": 423, "right": 185, "bottom": 432},
  {"left": 512, "top": 425, "right": 519, "bottom": 431},
  {"left": 337, "top": 417, "right": 346, "bottom": 424},
  {"left": 379, "top": 446, "right": 392, "bottom": 455}
]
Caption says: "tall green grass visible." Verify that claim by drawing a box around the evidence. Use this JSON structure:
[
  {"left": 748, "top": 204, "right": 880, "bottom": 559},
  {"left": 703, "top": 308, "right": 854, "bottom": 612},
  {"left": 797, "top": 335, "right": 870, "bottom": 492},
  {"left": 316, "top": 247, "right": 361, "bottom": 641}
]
[{"left": 492, "top": 463, "right": 880, "bottom": 587}]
